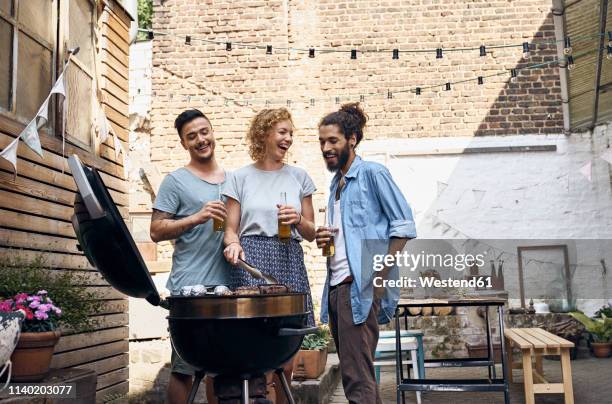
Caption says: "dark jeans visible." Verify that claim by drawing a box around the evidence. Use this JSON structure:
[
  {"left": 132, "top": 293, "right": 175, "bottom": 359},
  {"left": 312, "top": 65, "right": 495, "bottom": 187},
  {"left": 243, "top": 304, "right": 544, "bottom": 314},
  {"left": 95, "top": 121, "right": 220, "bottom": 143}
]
[{"left": 328, "top": 283, "right": 382, "bottom": 404}]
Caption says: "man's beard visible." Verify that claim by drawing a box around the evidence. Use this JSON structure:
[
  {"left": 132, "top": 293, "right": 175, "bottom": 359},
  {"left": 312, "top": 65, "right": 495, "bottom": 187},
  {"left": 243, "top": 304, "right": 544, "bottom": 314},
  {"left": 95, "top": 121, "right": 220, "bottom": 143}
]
[{"left": 323, "top": 143, "right": 350, "bottom": 173}]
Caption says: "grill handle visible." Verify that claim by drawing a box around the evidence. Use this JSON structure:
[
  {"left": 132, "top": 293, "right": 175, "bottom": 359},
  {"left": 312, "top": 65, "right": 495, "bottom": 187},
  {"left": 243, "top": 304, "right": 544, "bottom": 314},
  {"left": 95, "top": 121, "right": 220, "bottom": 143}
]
[{"left": 277, "top": 326, "right": 319, "bottom": 337}]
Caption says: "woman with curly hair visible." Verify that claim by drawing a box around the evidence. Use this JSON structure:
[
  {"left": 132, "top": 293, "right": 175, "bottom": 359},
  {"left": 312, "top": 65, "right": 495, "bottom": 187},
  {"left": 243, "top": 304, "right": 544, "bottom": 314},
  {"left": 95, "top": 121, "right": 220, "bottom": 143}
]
[{"left": 222, "top": 108, "right": 316, "bottom": 402}]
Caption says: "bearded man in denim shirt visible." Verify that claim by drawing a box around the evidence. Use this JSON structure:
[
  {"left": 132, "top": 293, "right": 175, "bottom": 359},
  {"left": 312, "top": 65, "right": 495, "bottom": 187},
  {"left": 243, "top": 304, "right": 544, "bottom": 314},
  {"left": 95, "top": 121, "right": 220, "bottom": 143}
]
[{"left": 315, "top": 103, "right": 416, "bottom": 404}]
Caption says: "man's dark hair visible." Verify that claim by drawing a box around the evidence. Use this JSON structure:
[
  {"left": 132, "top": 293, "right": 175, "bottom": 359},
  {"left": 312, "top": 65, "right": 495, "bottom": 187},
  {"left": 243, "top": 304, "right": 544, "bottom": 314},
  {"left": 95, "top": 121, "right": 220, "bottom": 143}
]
[
  {"left": 319, "top": 102, "right": 368, "bottom": 146},
  {"left": 174, "top": 109, "right": 211, "bottom": 138}
]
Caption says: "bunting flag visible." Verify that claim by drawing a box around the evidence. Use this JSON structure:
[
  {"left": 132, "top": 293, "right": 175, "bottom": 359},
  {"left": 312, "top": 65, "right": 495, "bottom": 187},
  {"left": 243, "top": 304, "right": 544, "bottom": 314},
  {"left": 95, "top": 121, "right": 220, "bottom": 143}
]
[
  {"left": 579, "top": 161, "right": 592, "bottom": 182},
  {"left": 20, "top": 120, "right": 43, "bottom": 157},
  {"left": 437, "top": 181, "right": 448, "bottom": 197},
  {"left": 472, "top": 189, "right": 487, "bottom": 206},
  {"left": 0, "top": 136, "right": 20, "bottom": 174}
]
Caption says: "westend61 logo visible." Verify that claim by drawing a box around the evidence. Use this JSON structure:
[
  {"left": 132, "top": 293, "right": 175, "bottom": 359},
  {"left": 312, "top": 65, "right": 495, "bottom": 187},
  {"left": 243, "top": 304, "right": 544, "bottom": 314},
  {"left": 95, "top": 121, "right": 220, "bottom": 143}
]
[{"left": 372, "top": 251, "right": 486, "bottom": 272}]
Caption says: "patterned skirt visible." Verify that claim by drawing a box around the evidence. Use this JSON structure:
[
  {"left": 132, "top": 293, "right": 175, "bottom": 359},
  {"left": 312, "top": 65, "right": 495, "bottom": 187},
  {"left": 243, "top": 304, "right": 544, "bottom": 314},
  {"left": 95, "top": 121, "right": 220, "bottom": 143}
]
[{"left": 231, "top": 235, "right": 315, "bottom": 327}]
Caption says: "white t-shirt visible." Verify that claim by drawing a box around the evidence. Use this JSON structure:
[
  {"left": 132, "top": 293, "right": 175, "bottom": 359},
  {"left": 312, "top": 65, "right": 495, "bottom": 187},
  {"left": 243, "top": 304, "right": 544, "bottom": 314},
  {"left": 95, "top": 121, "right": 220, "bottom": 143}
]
[{"left": 329, "top": 199, "right": 350, "bottom": 286}]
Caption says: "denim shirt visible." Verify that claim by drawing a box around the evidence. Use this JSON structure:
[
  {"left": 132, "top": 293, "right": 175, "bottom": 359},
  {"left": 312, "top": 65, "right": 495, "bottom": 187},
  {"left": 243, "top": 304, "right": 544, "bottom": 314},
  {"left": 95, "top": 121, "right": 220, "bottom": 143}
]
[{"left": 319, "top": 156, "right": 417, "bottom": 325}]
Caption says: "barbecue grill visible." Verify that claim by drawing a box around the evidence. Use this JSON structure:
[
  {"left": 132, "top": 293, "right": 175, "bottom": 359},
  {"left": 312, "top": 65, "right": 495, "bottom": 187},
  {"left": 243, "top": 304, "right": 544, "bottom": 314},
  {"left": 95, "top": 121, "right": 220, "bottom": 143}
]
[{"left": 68, "top": 155, "right": 316, "bottom": 404}]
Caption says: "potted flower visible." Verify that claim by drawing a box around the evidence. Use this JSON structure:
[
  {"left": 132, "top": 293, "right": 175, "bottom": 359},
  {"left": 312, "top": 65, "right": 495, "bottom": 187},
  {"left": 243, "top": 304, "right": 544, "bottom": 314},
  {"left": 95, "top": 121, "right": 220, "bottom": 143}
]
[
  {"left": 0, "top": 291, "right": 62, "bottom": 381},
  {"left": 293, "top": 326, "right": 330, "bottom": 380},
  {"left": 0, "top": 256, "right": 100, "bottom": 381},
  {"left": 569, "top": 312, "right": 612, "bottom": 358}
]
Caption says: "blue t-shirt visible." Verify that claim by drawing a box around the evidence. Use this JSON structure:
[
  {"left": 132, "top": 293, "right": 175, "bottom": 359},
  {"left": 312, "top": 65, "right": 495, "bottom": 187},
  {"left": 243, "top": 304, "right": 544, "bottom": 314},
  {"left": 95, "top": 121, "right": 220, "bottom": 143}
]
[{"left": 153, "top": 167, "right": 232, "bottom": 293}]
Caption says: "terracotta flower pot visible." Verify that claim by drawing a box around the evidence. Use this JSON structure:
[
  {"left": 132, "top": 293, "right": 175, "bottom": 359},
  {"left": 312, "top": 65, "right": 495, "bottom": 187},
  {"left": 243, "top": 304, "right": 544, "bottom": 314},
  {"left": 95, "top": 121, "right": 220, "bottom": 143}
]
[
  {"left": 591, "top": 342, "right": 612, "bottom": 358},
  {"left": 293, "top": 348, "right": 327, "bottom": 380},
  {"left": 10, "top": 330, "right": 61, "bottom": 382}
]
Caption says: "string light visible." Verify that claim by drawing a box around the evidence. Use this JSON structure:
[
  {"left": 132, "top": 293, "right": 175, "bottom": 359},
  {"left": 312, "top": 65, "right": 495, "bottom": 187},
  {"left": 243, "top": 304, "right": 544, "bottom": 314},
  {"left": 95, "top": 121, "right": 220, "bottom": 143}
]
[
  {"left": 522, "top": 42, "right": 530, "bottom": 58},
  {"left": 436, "top": 48, "right": 443, "bottom": 59},
  {"left": 387, "top": 90, "right": 393, "bottom": 99},
  {"left": 351, "top": 49, "right": 357, "bottom": 59},
  {"left": 567, "top": 55, "right": 575, "bottom": 70},
  {"left": 309, "top": 48, "right": 315, "bottom": 58},
  {"left": 607, "top": 45, "right": 612, "bottom": 60},
  {"left": 310, "top": 98, "right": 315, "bottom": 106},
  {"left": 608, "top": 31, "right": 612, "bottom": 46},
  {"left": 266, "top": 45, "right": 272, "bottom": 55},
  {"left": 415, "top": 87, "right": 421, "bottom": 95},
  {"left": 360, "top": 95, "right": 365, "bottom": 102},
  {"left": 147, "top": 30, "right": 154, "bottom": 40},
  {"left": 478, "top": 76, "right": 484, "bottom": 85},
  {"left": 335, "top": 96, "right": 340, "bottom": 104},
  {"left": 226, "top": 42, "right": 232, "bottom": 51},
  {"left": 286, "top": 99, "right": 291, "bottom": 107},
  {"left": 479, "top": 45, "right": 486, "bottom": 57},
  {"left": 510, "top": 68, "right": 517, "bottom": 82},
  {"left": 392, "top": 49, "right": 399, "bottom": 59},
  {"left": 445, "top": 82, "right": 451, "bottom": 91},
  {"left": 564, "top": 37, "right": 572, "bottom": 55},
  {"left": 185, "top": 35, "right": 191, "bottom": 45}
]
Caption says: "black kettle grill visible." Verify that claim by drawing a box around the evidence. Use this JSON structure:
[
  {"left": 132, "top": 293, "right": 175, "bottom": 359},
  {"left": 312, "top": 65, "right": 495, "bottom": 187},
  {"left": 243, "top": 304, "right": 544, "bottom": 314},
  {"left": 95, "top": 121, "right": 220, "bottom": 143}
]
[{"left": 68, "top": 155, "right": 316, "bottom": 404}]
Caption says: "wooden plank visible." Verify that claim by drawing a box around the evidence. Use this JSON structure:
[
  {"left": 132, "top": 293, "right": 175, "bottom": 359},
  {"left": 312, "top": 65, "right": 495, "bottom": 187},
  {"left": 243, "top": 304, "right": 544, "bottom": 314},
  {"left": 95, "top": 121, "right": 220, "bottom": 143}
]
[
  {"left": 515, "top": 328, "right": 547, "bottom": 349},
  {"left": 532, "top": 369, "right": 548, "bottom": 384},
  {"left": 522, "top": 350, "right": 535, "bottom": 404},
  {"left": 97, "top": 367, "right": 129, "bottom": 391},
  {"left": 0, "top": 171, "right": 76, "bottom": 206},
  {"left": 100, "top": 77, "right": 128, "bottom": 104},
  {"left": 107, "top": 120, "right": 129, "bottom": 143},
  {"left": 56, "top": 326, "right": 129, "bottom": 352},
  {"left": 0, "top": 190, "right": 73, "bottom": 221},
  {"left": 560, "top": 349, "right": 575, "bottom": 404},
  {"left": 61, "top": 302, "right": 129, "bottom": 336},
  {"left": 0, "top": 156, "right": 77, "bottom": 191},
  {"left": 103, "top": 88, "right": 129, "bottom": 116},
  {"left": 0, "top": 208, "right": 75, "bottom": 237},
  {"left": 100, "top": 39, "right": 129, "bottom": 74},
  {"left": 147, "top": 260, "right": 172, "bottom": 273},
  {"left": 533, "top": 383, "right": 564, "bottom": 394},
  {"left": 102, "top": 9, "right": 130, "bottom": 39},
  {"left": 521, "top": 328, "right": 559, "bottom": 348},
  {"left": 101, "top": 64, "right": 128, "bottom": 93},
  {"left": 103, "top": 102, "right": 129, "bottom": 129},
  {"left": 504, "top": 329, "right": 533, "bottom": 350},
  {"left": 531, "top": 328, "right": 574, "bottom": 348},
  {"left": 51, "top": 339, "right": 128, "bottom": 369},
  {"left": 95, "top": 381, "right": 128, "bottom": 403},
  {"left": 101, "top": 25, "right": 129, "bottom": 56},
  {"left": 76, "top": 353, "right": 128, "bottom": 378},
  {"left": 0, "top": 228, "right": 79, "bottom": 254},
  {"left": 0, "top": 247, "right": 93, "bottom": 270}
]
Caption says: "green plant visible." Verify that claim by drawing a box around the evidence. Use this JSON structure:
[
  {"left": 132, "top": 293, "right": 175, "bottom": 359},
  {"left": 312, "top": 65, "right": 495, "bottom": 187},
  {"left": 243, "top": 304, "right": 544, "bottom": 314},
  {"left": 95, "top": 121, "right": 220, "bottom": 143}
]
[
  {"left": 569, "top": 312, "right": 612, "bottom": 343},
  {"left": 136, "top": 0, "right": 152, "bottom": 41},
  {"left": 0, "top": 256, "right": 100, "bottom": 332},
  {"left": 594, "top": 304, "right": 612, "bottom": 319},
  {"left": 301, "top": 326, "right": 331, "bottom": 351}
]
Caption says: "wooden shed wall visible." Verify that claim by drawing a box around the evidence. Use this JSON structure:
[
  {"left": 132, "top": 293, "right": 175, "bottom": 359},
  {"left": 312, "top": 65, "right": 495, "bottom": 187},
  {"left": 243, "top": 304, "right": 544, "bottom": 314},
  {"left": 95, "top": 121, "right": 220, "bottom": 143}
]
[{"left": 0, "top": 1, "right": 131, "bottom": 401}]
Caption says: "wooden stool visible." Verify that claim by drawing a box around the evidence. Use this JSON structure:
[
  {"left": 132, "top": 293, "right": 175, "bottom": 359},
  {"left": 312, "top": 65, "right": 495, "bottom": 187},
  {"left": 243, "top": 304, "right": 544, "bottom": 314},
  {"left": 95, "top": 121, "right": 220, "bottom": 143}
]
[{"left": 504, "top": 328, "right": 575, "bottom": 404}]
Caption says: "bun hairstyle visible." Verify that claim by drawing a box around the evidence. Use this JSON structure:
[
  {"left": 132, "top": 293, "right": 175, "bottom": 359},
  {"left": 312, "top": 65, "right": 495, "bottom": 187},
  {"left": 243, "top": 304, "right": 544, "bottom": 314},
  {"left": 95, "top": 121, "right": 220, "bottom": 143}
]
[{"left": 319, "top": 102, "right": 368, "bottom": 146}]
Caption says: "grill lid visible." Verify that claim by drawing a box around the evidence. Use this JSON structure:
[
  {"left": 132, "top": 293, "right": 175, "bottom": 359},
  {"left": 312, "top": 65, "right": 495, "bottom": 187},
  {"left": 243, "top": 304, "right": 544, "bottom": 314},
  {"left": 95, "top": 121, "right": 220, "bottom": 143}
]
[{"left": 68, "top": 155, "right": 160, "bottom": 306}]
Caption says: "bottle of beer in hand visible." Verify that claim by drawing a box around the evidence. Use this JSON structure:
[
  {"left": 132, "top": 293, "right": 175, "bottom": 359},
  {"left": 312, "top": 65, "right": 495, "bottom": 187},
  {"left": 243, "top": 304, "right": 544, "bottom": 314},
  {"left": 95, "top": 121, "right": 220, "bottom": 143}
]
[{"left": 320, "top": 207, "right": 335, "bottom": 257}]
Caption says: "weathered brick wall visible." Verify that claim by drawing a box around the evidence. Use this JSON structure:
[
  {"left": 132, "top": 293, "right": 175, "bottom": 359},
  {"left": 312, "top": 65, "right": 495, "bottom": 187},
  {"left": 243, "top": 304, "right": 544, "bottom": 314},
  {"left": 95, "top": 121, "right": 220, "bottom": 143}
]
[{"left": 149, "top": 0, "right": 563, "bottom": 313}]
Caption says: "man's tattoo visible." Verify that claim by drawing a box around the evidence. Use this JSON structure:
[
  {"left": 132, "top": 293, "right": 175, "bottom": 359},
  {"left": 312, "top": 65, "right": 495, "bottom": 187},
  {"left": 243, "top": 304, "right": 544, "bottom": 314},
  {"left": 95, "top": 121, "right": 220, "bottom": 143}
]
[{"left": 151, "top": 209, "right": 194, "bottom": 241}]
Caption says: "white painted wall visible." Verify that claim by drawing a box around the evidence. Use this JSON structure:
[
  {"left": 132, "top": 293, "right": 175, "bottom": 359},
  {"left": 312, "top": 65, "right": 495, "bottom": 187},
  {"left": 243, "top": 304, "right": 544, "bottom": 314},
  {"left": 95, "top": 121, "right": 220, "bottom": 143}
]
[{"left": 361, "top": 124, "right": 612, "bottom": 315}]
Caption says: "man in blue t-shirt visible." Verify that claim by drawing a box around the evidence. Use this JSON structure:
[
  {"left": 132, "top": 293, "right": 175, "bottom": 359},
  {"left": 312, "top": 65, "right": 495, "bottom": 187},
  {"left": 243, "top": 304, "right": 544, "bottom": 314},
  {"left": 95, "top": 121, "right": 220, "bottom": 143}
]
[{"left": 150, "top": 109, "right": 229, "bottom": 404}]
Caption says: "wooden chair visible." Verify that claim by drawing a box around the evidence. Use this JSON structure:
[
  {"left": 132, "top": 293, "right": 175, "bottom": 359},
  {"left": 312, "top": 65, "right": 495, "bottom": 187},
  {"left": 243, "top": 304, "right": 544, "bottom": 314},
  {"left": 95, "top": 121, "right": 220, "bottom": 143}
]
[{"left": 504, "top": 328, "right": 575, "bottom": 404}]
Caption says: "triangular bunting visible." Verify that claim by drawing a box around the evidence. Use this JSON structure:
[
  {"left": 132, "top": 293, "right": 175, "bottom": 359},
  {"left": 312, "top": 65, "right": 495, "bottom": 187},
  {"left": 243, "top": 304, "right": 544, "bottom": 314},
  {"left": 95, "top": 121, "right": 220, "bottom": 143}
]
[
  {"left": 437, "top": 181, "right": 448, "bottom": 197},
  {"left": 579, "top": 161, "right": 592, "bottom": 182},
  {"left": 98, "top": 107, "right": 110, "bottom": 143},
  {"left": 20, "top": 120, "right": 43, "bottom": 157},
  {"left": 0, "top": 136, "right": 20, "bottom": 174},
  {"left": 114, "top": 134, "right": 122, "bottom": 159},
  {"left": 472, "top": 189, "right": 486, "bottom": 206},
  {"left": 50, "top": 71, "right": 67, "bottom": 96},
  {"left": 36, "top": 97, "right": 50, "bottom": 122}
]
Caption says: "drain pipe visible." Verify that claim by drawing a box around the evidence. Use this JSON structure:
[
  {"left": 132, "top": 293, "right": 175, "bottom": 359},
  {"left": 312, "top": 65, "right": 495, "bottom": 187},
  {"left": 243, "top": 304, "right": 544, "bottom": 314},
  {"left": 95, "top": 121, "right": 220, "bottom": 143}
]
[{"left": 551, "top": 0, "right": 571, "bottom": 134}]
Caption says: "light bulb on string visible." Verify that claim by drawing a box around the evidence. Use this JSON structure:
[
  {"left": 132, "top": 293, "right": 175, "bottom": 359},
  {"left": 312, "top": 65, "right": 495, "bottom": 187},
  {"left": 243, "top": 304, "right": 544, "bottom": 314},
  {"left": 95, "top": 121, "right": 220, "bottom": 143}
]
[
  {"left": 479, "top": 45, "right": 486, "bottom": 57},
  {"left": 510, "top": 69, "right": 517, "bottom": 83},
  {"left": 387, "top": 90, "right": 393, "bottom": 99},
  {"left": 335, "top": 97, "right": 340, "bottom": 105},
  {"left": 148, "top": 30, "right": 154, "bottom": 40},
  {"left": 563, "top": 37, "right": 572, "bottom": 55},
  {"left": 185, "top": 36, "right": 191, "bottom": 45},
  {"left": 445, "top": 82, "right": 451, "bottom": 91},
  {"left": 360, "top": 95, "right": 365, "bottom": 102},
  {"left": 567, "top": 55, "right": 575, "bottom": 70},
  {"left": 226, "top": 42, "right": 232, "bottom": 51},
  {"left": 522, "top": 42, "right": 530, "bottom": 58},
  {"left": 436, "top": 48, "right": 443, "bottom": 59},
  {"left": 392, "top": 49, "right": 399, "bottom": 60},
  {"left": 415, "top": 87, "right": 421, "bottom": 96},
  {"left": 607, "top": 45, "right": 612, "bottom": 60},
  {"left": 351, "top": 49, "right": 357, "bottom": 59},
  {"left": 478, "top": 76, "right": 484, "bottom": 85},
  {"left": 608, "top": 31, "right": 612, "bottom": 46},
  {"left": 309, "top": 48, "right": 315, "bottom": 58},
  {"left": 266, "top": 45, "right": 272, "bottom": 55},
  {"left": 310, "top": 99, "right": 315, "bottom": 106}
]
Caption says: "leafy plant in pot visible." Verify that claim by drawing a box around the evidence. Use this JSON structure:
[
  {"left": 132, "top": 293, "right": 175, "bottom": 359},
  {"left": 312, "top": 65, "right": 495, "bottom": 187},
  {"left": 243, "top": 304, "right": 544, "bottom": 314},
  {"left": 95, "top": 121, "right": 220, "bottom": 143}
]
[
  {"left": 0, "top": 256, "right": 100, "bottom": 382},
  {"left": 569, "top": 312, "right": 612, "bottom": 358},
  {"left": 293, "top": 326, "right": 330, "bottom": 380}
]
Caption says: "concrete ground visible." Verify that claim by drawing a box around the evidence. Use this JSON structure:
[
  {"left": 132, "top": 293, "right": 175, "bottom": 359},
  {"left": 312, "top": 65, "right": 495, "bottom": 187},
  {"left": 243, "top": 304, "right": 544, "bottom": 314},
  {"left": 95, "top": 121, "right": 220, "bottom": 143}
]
[{"left": 330, "top": 357, "right": 612, "bottom": 404}]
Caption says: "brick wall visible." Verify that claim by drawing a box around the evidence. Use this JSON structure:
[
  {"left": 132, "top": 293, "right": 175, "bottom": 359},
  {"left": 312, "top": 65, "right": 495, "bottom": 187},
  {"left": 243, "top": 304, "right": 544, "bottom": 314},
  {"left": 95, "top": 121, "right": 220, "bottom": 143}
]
[{"left": 148, "top": 0, "right": 564, "bottom": 313}]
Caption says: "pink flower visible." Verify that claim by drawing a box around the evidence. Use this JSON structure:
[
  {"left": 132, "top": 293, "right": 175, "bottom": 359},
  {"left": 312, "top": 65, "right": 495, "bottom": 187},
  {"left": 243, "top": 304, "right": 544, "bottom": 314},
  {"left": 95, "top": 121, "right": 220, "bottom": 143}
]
[
  {"left": 29, "top": 300, "right": 40, "bottom": 309},
  {"left": 0, "top": 301, "right": 12, "bottom": 312},
  {"left": 34, "top": 310, "right": 48, "bottom": 320},
  {"left": 54, "top": 308, "right": 62, "bottom": 316},
  {"left": 37, "top": 304, "right": 50, "bottom": 313},
  {"left": 37, "top": 290, "right": 48, "bottom": 295},
  {"left": 14, "top": 293, "right": 28, "bottom": 305}
]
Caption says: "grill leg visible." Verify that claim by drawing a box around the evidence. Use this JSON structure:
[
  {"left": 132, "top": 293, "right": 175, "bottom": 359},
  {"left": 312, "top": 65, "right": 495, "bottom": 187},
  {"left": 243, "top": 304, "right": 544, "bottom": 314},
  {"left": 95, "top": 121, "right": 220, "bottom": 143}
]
[
  {"left": 275, "top": 368, "right": 296, "bottom": 404},
  {"left": 186, "top": 371, "right": 205, "bottom": 404},
  {"left": 242, "top": 378, "right": 250, "bottom": 404}
]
